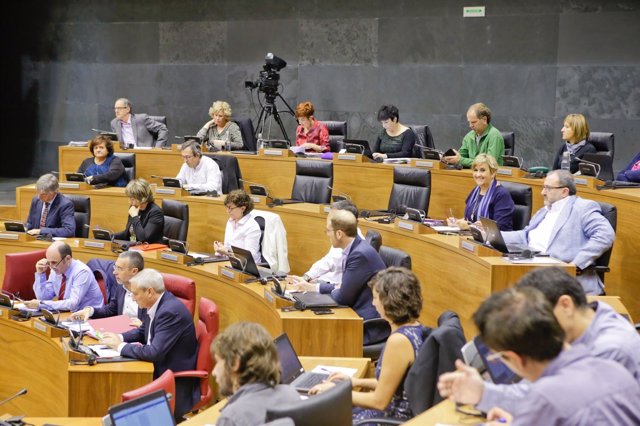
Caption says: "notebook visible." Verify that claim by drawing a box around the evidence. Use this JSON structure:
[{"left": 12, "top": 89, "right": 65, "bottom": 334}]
[
  {"left": 108, "top": 389, "right": 175, "bottom": 426},
  {"left": 229, "top": 245, "right": 274, "bottom": 279},
  {"left": 275, "top": 333, "right": 329, "bottom": 393},
  {"left": 479, "top": 217, "right": 538, "bottom": 255}
]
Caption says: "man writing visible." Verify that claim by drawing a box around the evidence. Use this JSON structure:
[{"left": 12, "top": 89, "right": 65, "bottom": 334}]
[{"left": 175, "top": 140, "right": 222, "bottom": 194}]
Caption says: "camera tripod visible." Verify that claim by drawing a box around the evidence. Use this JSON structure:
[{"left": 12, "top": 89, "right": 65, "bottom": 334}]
[{"left": 254, "top": 92, "right": 295, "bottom": 143}]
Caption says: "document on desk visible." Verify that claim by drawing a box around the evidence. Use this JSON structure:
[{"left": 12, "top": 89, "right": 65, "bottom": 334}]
[
  {"left": 88, "top": 345, "right": 121, "bottom": 358},
  {"left": 507, "top": 257, "right": 564, "bottom": 264},
  {"left": 311, "top": 365, "right": 358, "bottom": 377},
  {"left": 430, "top": 226, "right": 461, "bottom": 233},
  {"left": 61, "top": 320, "right": 95, "bottom": 333},
  {"left": 87, "top": 314, "right": 137, "bottom": 338}
]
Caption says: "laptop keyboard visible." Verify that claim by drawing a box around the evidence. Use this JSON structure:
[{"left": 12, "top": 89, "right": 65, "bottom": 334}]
[
  {"left": 506, "top": 244, "right": 530, "bottom": 253},
  {"left": 294, "top": 372, "right": 328, "bottom": 389}
]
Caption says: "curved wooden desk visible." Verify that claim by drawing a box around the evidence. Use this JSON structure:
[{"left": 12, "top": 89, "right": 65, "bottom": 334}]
[{"left": 56, "top": 145, "right": 640, "bottom": 322}]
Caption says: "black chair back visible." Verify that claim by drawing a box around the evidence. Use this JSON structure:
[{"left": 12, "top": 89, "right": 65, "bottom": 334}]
[
  {"left": 232, "top": 117, "right": 257, "bottom": 151},
  {"left": 322, "top": 120, "right": 347, "bottom": 153},
  {"left": 595, "top": 202, "right": 617, "bottom": 283},
  {"left": 364, "top": 230, "right": 382, "bottom": 252},
  {"left": 587, "top": 132, "right": 615, "bottom": 160},
  {"left": 254, "top": 215, "right": 266, "bottom": 263},
  {"left": 408, "top": 124, "right": 435, "bottom": 158},
  {"left": 266, "top": 380, "right": 352, "bottom": 426},
  {"left": 500, "top": 181, "right": 532, "bottom": 231},
  {"left": 363, "top": 318, "right": 392, "bottom": 362},
  {"left": 291, "top": 160, "right": 333, "bottom": 204},
  {"left": 67, "top": 195, "right": 90, "bottom": 238},
  {"left": 501, "top": 131, "right": 515, "bottom": 156},
  {"left": 388, "top": 167, "right": 431, "bottom": 215},
  {"left": 114, "top": 152, "right": 136, "bottom": 181},
  {"left": 204, "top": 153, "right": 243, "bottom": 194},
  {"left": 379, "top": 245, "right": 411, "bottom": 269},
  {"left": 148, "top": 115, "right": 167, "bottom": 147},
  {"left": 162, "top": 199, "right": 189, "bottom": 242}
]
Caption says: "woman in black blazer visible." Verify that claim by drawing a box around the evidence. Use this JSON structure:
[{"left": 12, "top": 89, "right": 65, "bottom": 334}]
[
  {"left": 552, "top": 113, "right": 597, "bottom": 173},
  {"left": 115, "top": 178, "right": 165, "bottom": 244}
]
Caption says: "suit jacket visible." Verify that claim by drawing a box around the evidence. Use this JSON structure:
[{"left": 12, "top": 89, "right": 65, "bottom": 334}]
[
  {"left": 319, "top": 236, "right": 386, "bottom": 344},
  {"left": 110, "top": 113, "right": 168, "bottom": 148},
  {"left": 92, "top": 284, "right": 146, "bottom": 320},
  {"left": 114, "top": 201, "right": 165, "bottom": 244},
  {"left": 552, "top": 142, "right": 597, "bottom": 173},
  {"left": 25, "top": 193, "right": 76, "bottom": 237},
  {"left": 503, "top": 196, "right": 615, "bottom": 294},
  {"left": 121, "top": 291, "right": 199, "bottom": 418}
]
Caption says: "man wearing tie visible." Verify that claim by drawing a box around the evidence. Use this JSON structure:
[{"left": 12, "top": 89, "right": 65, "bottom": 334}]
[
  {"left": 101, "top": 268, "right": 199, "bottom": 421},
  {"left": 25, "top": 242, "right": 104, "bottom": 311},
  {"left": 25, "top": 173, "right": 75, "bottom": 237},
  {"left": 70, "top": 251, "right": 146, "bottom": 325}
]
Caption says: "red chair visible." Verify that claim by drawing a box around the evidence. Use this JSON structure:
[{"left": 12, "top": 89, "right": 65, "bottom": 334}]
[
  {"left": 2, "top": 249, "right": 46, "bottom": 300},
  {"left": 161, "top": 272, "right": 196, "bottom": 318},
  {"left": 174, "top": 297, "right": 219, "bottom": 412},
  {"left": 121, "top": 369, "right": 176, "bottom": 415},
  {"left": 92, "top": 271, "right": 108, "bottom": 304}
]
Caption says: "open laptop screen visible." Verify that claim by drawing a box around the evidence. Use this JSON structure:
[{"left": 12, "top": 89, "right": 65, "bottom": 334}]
[
  {"left": 473, "top": 335, "right": 521, "bottom": 385},
  {"left": 274, "top": 333, "right": 305, "bottom": 384},
  {"left": 109, "top": 390, "right": 175, "bottom": 426}
]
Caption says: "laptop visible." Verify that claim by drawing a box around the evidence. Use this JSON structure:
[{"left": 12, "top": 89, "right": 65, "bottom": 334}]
[
  {"left": 473, "top": 335, "right": 521, "bottom": 385},
  {"left": 162, "top": 177, "right": 182, "bottom": 188},
  {"left": 581, "top": 153, "right": 614, "bottom": 181},
  {"left": 65, "top": 173, "right": 85, "bottom": 182},
  {"left": 4, "top": 221, "right": 26, "bottom": 233},
  {"left": 479, "top": 217, "right": 538, "bottom": 255},
  {"left": 275, "top": 333, "right": 329, "bottom": 393},
  {"left": 343, "top": 139, "right": 373, "bottom": 158},
  {"left": 108, "top": 390, "right": 175, "bottom": 426},
  {"left": 229, "top": 245, "right": 274, "bottom": 279}
]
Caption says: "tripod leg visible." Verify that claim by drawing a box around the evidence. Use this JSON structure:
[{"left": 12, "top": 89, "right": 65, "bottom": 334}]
[{"left": 271, "top": 109, "right": 290, "bottom": 143}]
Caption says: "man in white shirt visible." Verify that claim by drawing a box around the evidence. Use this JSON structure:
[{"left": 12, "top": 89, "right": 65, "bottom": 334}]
[
  {"left": 501, "top": 170, "right": 615, "bottom": 294},
  {"left": 70, "top": 251, "right": 145, "bottom": 325},
  {"left": 176, "top": 140, "right": 222, "bottom": 194}
]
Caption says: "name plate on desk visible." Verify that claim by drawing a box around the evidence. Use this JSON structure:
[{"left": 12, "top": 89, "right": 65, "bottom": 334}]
[
  {"left": 264, "top": 288, "right": 294, "bottom": 309},
  {"left": 334, "top": 153, "right": 370, "bottom": 163},
  {"left": 250, "top": 195, "right": 268, "bottom": 206},
  {"left": 573, "top": 176, "right": 604, "bottom": 189},
  {"left": 260, "top": 148, "right": 294, "bottom": 157},
  {"left": 410, "top": 159, "right": 444, "bottom": 169},
  {"left": 395, "top": 220, "right": 434, "bottom": 235},
  {"left": 59, "top": 182, "right": 91, "bottom": 190},
  {"left": 83, "top": 240, "right": 112, "bottom": 251},
  {"left": 497, "top": 167, "right": 526, "bottom": 178},
  {"left": 0, "top": 232, "right": 35, "bottom": 242},
  {"left": 219, "top": 266, "right": 254, "bottom": 283},
  {"left": 157, "top": 250, "right": 193, "bottom": 264},
  {"left": 459, "top": 238, "right": 502, "bottom": 257},
  {"left": 154, "top": 187, "right": 188, "bottom": 197},
  {"left": 32, "top": 319, "right": 69, "bottom": 338}
]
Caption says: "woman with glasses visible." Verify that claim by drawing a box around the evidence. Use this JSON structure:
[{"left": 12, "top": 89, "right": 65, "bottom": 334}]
[
  {"left": 214, "top": 189, "right": 262, "bottom": 264},
  {"left": 77, "top": 135, "right": 128, "bottom": 187},
  {"left": 196, "top": 100, "right": 244, "bottom": 151},
  {"left": 552, "top": 113, "right": 597, "bottom": 173},
  {"left": 114, "top": 179, "right": 165, "bottom": 244},
  {"left": 448, "top": 154, "right": 515, "bottom": 231},
  {"left": 309, "top": 267, "right": 425, "bottom": 423}
]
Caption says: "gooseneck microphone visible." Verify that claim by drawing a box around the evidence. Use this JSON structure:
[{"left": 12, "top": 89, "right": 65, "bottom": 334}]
[
  {"left": 0, "top": 388, "right": 27, "bottom": 408},
  {"left": 327, "top": 185, "right": 351, "bottom": 202}
]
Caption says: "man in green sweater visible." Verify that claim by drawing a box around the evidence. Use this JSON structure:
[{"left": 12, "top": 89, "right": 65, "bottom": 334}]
[{"left": 444, "top": 103, "right": 505, "bottom": 168}]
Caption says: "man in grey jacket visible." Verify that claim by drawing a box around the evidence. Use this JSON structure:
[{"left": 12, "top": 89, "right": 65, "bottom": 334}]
[{"left": 110, "top": 98, "right": 168, "bottom": 148}]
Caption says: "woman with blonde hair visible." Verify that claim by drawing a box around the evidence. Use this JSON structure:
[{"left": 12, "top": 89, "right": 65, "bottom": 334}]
[
  {"left": 552, "top": 113, "right": 597, "bottom": 173},
  {"left": 196, "top": 100, "right": 244, "bottom": 150}
]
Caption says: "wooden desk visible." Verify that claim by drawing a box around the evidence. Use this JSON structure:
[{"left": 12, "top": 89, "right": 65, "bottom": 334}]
[
  {"left": 0, "top": 310, "right": 153, "bottom": 417},
  {"left": 56, "top": 146, "right": 640, "bottom": 323},
  {"left": 181, "top": 356, "right": 371, "bottom": 426},
  {"left": 403, "top": 399, "right": 484, "bottom": 425},
  {"left": 5, "top": 417, "right": 102, "bottom": 426}
]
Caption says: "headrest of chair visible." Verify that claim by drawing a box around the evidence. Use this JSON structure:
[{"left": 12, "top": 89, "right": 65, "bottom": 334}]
[
  {"left": 296, "top": 159, "right": 333, "bottom": 178},
  {"left": 393, "top": 167, "right": 430, "bottom": 187},
  {"left": 114, "top": 152, "right": 136, "bottom": 167},
  {"left": 587, "top": 132, "right": 614, "bottom": 153},
  {"left": 499, "top": 181, "right": 531, "bottom": 206},
  {"left": 162, "top": 199, "right": 188, "bottom": 218},
  {"left": 365, "top": 230, "right": 382, "bottom": 252},
  {"left": 148, "top": 115, "right": 167, "bottom": 125},
  {"left": 322, "top": 121, "right": 347, "bottom": 136}
]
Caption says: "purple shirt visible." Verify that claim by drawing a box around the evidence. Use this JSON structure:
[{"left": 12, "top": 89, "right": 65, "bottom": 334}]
[
  {"left": 512, "top": 345, "right": 640, "bottom": 425},
  {"left": 33, "top": 259, "right": 105, "bottom": 311},
  {"left": 477, "top": 301, "right": 640, "bottom": 412}
]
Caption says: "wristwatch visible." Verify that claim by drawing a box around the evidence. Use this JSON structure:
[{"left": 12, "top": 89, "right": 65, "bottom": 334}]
[{"left": 302, "top": 274, "right": 312, "bottom": 282}]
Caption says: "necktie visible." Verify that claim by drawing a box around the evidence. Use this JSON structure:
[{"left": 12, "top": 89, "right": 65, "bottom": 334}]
[
  {"left": 40, "top": 202, "right": 50, "bottom": 228},
  {"left": 59, "top": 274, "right": 67, "bottom": 300}
]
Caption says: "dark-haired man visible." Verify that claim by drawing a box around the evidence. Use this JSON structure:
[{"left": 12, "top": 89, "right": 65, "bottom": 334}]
[
  {"left": 444, "top": 103, "right": 505, "bottom": 168},
  {"left": 438, "top": 267, "right": 640, "bottom": 413},
  {"left": 501, "top": 170, "right": 614, "bottom": 295},
  {"left": 176, "top": 140, "right": 222, "bottom": 194},
  {"left": 211, "top": 322, "right": 299, "bottom": 426},
  {"left": 469, "top": 287, "right": 640, "bottom": 425},
  {"left": 25, "top": 241, "right": 104, "bottom": 311}
]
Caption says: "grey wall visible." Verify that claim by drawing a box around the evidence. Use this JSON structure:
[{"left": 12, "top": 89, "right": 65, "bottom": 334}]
[{"left": 2, "top": 0, "right": 640, "bottom": 177}]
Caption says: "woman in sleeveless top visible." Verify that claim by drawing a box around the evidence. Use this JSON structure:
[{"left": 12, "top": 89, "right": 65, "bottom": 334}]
[{"left": 309, "top": 267, "right": 425, "bottom": 423}]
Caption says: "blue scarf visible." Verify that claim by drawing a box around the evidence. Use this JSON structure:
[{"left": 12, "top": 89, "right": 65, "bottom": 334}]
[
  {"left": 466, "top": 178, "right": 499, "bottom": 222},
  {"left": 85, "top": 154, "right": 127, "bottom": 187}
]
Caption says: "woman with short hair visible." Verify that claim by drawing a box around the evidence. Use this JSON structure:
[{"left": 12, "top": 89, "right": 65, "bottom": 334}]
[
  {"left": 214, "top": 189, "right": 262, "bottom": 264},
  {"left": 77, "top": 135, "right": 127, "bottom": 187},
  {"left": 114, "top": 178, "right": 165, "bottom": 244},
  {"left": 294, "top": 101, "right": 330, "bottom": 153},
  {"left": 552, "top": 113, "right": 597, "bottom": 173},
  {"left": 371, "top": 105, "right": 416, "bottom": 160},
  {"left": 196, "top": 100, "right": 244, "bottom": 150}
]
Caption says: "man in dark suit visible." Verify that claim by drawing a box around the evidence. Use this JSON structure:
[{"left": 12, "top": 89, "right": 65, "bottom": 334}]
[
  {"left": 290, "top": 209, "right": 386, "bottom": 345},
  {"left": 70, "top": 251, "right": 146, "bottom": 325},
  {"left": 110, "top": 98, "right": 168, "bottom": 148},
  {"left": 101, "top": 268, "right": 199, "bottom": 420},
  {"left": 25, "top": 173, "right": 75, "bottom": 237}
]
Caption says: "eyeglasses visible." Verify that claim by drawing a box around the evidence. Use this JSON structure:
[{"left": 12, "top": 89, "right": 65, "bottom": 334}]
[
  {"left": 541, "top": 185, "right": 566, "bottom": 191},
  {"left": 114, "top": 106, "right": 128, "bottom": 111},
  {"left": 225, "top": 205, "right": 240, "bottom": 212},
  {"left": 47, "top": 256, "right": 67, "bottom": 269},
  {"left": 181, "top": 155, "right": 194, "bottom": 161},
  {"left": 486, "top": 351, "right": 507, "bottom": 362}
]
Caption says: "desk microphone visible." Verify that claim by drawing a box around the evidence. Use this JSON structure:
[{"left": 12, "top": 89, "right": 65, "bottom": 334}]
[
  {"left": 0, "top": 388, "right": 27, "bottom": 408},
  {"left": 327, "top": 185, "right": 351, "bottom": 202}
]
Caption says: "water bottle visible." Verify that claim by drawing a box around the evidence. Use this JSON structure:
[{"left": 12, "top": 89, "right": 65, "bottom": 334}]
[
  {"left": 224, "top": 132, "right": 231, "bottom": 152},
  {"left": 561, "top": 151, "right": 571, "bottom": 171}
]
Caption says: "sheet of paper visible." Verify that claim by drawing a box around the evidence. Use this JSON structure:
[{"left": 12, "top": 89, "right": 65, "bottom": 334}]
[
  {"left": 12, "top": 303, "right": 39, "bottom": 313},
  {"left": 88, "top": 344, "right": 121, "bottom": 358},
  {"left": 430, "top": 226, "right": 461, "bottom": 233},
  {"left": 61, "top": 321, "right": 95, "bottom": 333},
  {"left": 290, "top": 145, "right": 306, "bottom": 154},
  {"left": 507, "top": 257, "right": 564, "bottom": 264},
  {"left": 311, "top": 365, "right": 358, "bottom": 377}
]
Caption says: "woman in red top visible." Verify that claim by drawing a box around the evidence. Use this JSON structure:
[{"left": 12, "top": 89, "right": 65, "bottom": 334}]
[{"left": 295, "top": 101, "right": 329, "bottom": 153}]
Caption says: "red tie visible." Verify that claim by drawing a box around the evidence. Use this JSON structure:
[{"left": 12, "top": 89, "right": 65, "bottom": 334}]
[
  {"left": 40, "top": 202, "right": 50, "bottom": 228},
  {"left": 59, "top": 274, "right": 67, "bottom": 300}
]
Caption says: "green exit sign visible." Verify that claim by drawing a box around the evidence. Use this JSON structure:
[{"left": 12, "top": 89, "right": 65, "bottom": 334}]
[{"left": 463, "top": 6, "right": 486, "bottom": 17}]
